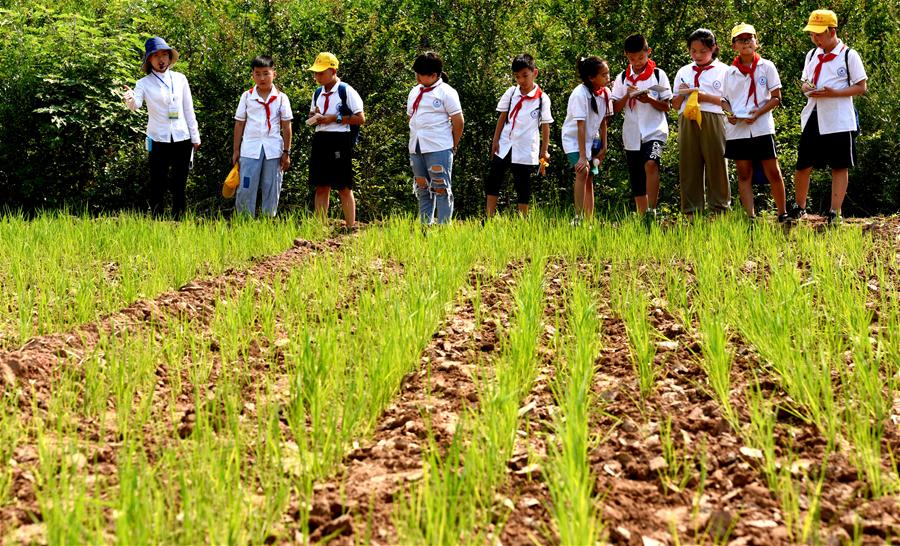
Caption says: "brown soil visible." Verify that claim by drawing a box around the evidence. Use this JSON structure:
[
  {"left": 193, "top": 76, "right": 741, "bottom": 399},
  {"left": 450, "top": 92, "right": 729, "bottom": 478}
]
[{"left": 295, "top": 262, "right": 524, "bottom": 545}]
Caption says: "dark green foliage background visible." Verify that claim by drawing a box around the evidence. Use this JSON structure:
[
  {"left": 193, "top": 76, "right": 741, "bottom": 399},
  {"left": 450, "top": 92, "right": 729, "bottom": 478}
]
[{"left": 1, "top": 0, "right": 897, "bottom": 217}]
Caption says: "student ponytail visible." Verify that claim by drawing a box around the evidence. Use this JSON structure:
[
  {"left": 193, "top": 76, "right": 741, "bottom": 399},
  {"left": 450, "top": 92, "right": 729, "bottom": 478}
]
[{"left": 440, "top": 71, "right": 450, "bottom": 83}]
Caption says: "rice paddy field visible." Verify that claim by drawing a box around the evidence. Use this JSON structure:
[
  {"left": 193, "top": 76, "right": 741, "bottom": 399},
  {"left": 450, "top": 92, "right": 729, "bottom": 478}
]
[{"left": 1, "top": 211, "right": 899, "bottom": 545}]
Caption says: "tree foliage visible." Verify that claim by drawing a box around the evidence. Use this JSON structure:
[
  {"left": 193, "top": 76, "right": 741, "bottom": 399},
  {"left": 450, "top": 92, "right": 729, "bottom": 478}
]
[{"left": 1, "top": 0, "right": 897, "bottom": 216}]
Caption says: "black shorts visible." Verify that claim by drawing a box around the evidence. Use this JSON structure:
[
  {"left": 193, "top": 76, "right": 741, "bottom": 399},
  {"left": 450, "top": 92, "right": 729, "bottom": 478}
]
[
  {"left": 724, "top": 134, "right": 777, "bottom": 161},
  {"left": 625, "top": 140, "right": 663, "bottom": 198},
  {"left": 484, "top": 152, "right": 536, "bottom": 205},
  {"left": 795, "top": 110, "right": 856, "bottom": 170},
  {"left": 309, "top": 131, "right": 354, "bottom": 190}
]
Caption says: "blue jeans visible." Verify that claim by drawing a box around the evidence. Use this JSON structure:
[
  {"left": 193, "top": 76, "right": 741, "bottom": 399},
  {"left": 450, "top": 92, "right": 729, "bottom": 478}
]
[
  {"left": 237, "top": 148, "right": 282, "bottom": 217},
  {"left": 410, "top": 148, "right": 454, "bottom": 225}
]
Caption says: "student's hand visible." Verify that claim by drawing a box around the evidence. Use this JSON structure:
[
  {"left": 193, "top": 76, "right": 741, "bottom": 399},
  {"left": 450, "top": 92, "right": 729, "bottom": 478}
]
[
  {"left": 593, "top": 148, "right": 606, "bottom": 165},
  {"left": 491, "top": 140, "right": 499, "bottom": 158},
  {"left": 727, "top": 115, "right": 738, "bottom": 125},
  {"left": 574, "top": 156, "right": 589, "bottom": 173},
  {"left": 539, "top": 153, "right": 549, "bottom": 176},
  {"left": 232, "top": 150, "right": 240, "bottom": 165},
  {"left": 809, "top": 87, "right": 835, "bottom": 98},
  {"left": 636, "top": 93, "right": 652, "bottom": 104},
  {"left": 193, "top": 142, "right": 201, "bottom": 151},
  {"left": 745, "top": 110, "right": 759, "bottom": 124},
  {"left": 280, "top": 154, "right": 291, "bottom": 172},
  {"left": 801, "top": 81, "right": 816, "bottom": 94}
]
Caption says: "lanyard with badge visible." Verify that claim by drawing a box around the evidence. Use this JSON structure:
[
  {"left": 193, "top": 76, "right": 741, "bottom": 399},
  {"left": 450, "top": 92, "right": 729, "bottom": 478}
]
[{"left": 153, "top": 72, "right": 180, "bottom": 120}]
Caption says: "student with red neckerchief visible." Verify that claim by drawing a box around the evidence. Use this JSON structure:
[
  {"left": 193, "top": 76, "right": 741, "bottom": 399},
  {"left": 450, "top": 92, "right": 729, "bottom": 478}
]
[
  {"left": 789, "top": 9, "right": 868, "bottom": 226},
  {"left": 721, "top": 24, "right": 788, "bottom": 223},
  {"left": 485, "top": 54, "right": 554, "bottom": 218},
  {"left": 561, "top": 56, "right": 611, "bottom": 224},
  {"left": 611, "top": 34, "right": 673, "bottom": 217},
  {"left": 672, "top": 29, "right": 730, "bottom": 217}
]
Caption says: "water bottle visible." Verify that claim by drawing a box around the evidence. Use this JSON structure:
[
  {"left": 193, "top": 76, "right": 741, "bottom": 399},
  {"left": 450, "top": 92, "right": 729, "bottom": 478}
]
[{"left": 590, "top": 137, "right": 602, "bottom": 175}]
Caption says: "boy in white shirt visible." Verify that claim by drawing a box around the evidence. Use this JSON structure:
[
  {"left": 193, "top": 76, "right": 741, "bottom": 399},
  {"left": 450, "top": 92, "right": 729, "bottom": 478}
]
[
  {"left": 123, "top": 37, "right": 200, "bottom": 219},
  {"left": 485, "top": 54, "right": 553, "bottom": 217},
  {"left": 789, "top": 9, "right": 868, "bottom": 225},
  {"left": 232, "top": 56, "right": 293, "bottom": 217},
  {"left": 407, "top": 51, "right": 464, "bottom": 225},
  {"left": 611, "top": 34, "right": 672, "bottom": 216},
  {"left": 307, "top": 52, "right": 366, "bottom": 229}
]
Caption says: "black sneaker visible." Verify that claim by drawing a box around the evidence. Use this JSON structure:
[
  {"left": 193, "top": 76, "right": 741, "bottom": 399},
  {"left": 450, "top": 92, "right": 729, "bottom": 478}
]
[
  {"left": 787, "top": 202, "right": 807, "bottom": 220},
  {"left": 825, "top": 210, "right": 842, "bottom": 226},
  {"left": 777, "top": 212, "right": 791, "bottom": 224}
]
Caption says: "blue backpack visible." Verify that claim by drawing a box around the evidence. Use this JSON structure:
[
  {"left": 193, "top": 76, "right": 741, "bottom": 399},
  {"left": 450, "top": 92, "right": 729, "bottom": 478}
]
[{"left": 313, "top": 82, "right": 361, "bottom": 146}]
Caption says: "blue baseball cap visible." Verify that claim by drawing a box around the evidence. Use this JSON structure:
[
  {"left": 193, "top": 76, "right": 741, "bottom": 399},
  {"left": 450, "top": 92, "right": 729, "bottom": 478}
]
[{"left": 142, "top": 37, "right": 179, "bottom": 71}]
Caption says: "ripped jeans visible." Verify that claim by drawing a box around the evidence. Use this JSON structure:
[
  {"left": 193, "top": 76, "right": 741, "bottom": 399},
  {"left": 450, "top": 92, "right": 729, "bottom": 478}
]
[{"left": 410, "top": 147, "right": 454, "bottom": 225}]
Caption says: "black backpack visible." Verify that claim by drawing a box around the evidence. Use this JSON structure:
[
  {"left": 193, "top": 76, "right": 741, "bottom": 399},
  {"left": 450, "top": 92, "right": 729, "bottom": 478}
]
[{"left": 313, "top": 82, "right": 361, "bottom": 146}]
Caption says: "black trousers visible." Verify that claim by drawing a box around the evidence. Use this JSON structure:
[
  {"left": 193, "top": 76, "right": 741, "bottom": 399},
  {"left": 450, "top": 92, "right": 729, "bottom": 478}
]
[{"left": 148, "top": 138, "right": 193, "bottom": 218}]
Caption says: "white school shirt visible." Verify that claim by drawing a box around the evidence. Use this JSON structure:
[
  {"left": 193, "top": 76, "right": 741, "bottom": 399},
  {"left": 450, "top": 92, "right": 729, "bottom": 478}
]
[
  {"left": 722, "top": 58, "right": 782, "bottom": 140},
  {"left": 495, "top": 85, "right": 553, "bottom": 165},
  {"left": 561, "top": 84, "right": 609, "bottom": 158},
  {"left": 128, "top": 70, "right": 200, "bottom": 144},
  {"left": 673, "top": 60, "right": 728, "bottom": 115},
  {"left": 407, "top": 79, "right": 463, "bottom": 154},
  {"left": 610, "top": 66, "right": 673, "bottom": 150},
  {"left": 309, "top": 79, "right": 364, "bottom": 133},
  {"left": 800, "top": 41, "right": 867, "bottom": 135},
  {"left": 235, "top": 86, "right": 294, "bottom": 159}
]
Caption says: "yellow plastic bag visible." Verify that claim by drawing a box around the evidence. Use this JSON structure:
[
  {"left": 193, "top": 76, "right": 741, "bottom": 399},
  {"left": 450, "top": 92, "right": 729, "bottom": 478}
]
[
  {"left": 684, "top": 91, "right": 702, "bottom": 129},
  {"left": 222, "top": 163, "right": 239, "bottom": 198}
]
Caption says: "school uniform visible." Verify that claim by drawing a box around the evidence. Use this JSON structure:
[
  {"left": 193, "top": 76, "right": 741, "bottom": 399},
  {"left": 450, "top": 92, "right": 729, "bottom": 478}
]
[
  {"left": 796, "top": 41, "right": 866, "bottom": 170},
  {"left": 234, "top": 85, "right": 293, "bottom": 217},
  {"left": 308, "top": 79, "right": 364, "bottom": 190},
  {"left": 561, "top": 84, "right": 610, "bottom": 166},
  {"left": 407, "top": 79, "right": 463, "bottom": 224},
  {"left": 611, "top": 63, "right": 673, "bottom": 197},
  {"left": 673, "top": 60, "right": 730, "bottom": 213},
  {"left": 485, "top": 85, "right": 553, "bottom": 205},
  {"left": 127, "top": 70, "right": 200, "bottom": 217},
  {"left": 722, "top": 56, "right": 782, "bottom": 161}
]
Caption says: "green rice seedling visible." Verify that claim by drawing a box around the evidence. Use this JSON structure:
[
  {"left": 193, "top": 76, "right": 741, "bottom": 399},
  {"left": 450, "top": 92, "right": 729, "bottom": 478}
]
[
  {"left": 775, "top": 452, "right": 825, "bottom": 543},
  {"left": 614, "top": 276, "right": 656, "bottom": 400},
  {"left": 663, "top": 263, "right": 693, "bottom": 329},
  {"left": 547, "top": 278, "right": 603, "bottom": 544},
  {"left": 0, "top": 392, "right": 20, "bottom": 506},
  {"left": 696, "top": 308, "right": 738, "bottom": 430},
  {"left": 744, "top": 382, "right": 779, "bottom": 491},
  {"left": 657, "top": 417, "right": 693, "bottom": 493}
]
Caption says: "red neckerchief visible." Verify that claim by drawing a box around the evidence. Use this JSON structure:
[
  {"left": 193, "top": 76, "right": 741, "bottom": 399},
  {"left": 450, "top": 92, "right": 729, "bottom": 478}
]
[
  {"left": 411, "top": 81, "right": 439, "bottom": 116},
  {"left": 626, "top": 60, "right": 656, "bottom": 109},
  {"left": 250, "top": 86, "right": 279, "bottom": 133},
  {"left": 732, "top": 54, "right": 761, "bottom": 108},
  {"left": 320, "top": 87, "right": 336, "bottom": 116},
  {"left": 508, "top": 86, "right": 542, "bottom": 132},
  {"left": 692, "top": 63, "right": 714, "bottom": 88},
  {"left": 812, "top": 44, "right": 845, "bottom": 86}
]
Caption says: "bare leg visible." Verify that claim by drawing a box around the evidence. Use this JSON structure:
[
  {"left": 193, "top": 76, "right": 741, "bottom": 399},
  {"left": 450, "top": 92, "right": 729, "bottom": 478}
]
[
  {"left": 830, "top": 168, "right": 849, "bottom": 213},
  {"left": 735, "top": 160, "right": 755, "bottom": 217},
  {"left": 794, "top": 166, "right": 813, "bottom": 209},
  {"left": 314, "top": 186, "right": 331, "bottom": 221},
  {"left": 338, "top": 188, "right": 356, "bottom": 227},
  {"left": 486, "top": 195, "right": 499, "bottom": 217},
  {"left": 583, "top": 175, "right": 595, "bottom": 219},
  {"left": 517, "top": 203, "right": 529, "bottom": 215},
  {"left": 634, "top": 196, "right": 648, "bottom": 214},
  {"left": 761, "top": 159, "right": 786, "bottom": 215}
]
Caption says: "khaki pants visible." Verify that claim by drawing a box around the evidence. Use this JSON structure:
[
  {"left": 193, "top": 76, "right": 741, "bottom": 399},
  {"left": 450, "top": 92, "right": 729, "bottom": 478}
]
[{"left": 678, "top": 112, "right": 730, "bottom": 213}]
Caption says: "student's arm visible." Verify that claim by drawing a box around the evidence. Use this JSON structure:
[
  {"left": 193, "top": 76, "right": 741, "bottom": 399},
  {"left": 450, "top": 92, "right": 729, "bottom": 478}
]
[
  {"left": 672, "top": 92, "right": 686, "bottom": 109},
  {"left": 747, "top": 88, "right": 782, "bottom": 124},
  {"left": 232, "top": 120, "right": 245, "bottom": 165},
  {"left": 540, "top": 122, "right": 550, "bottom": 162},
  {"left": 636, "top": 93, "right": 671, "bottom": 112},
  {"left": 810, "top": 80, "right": 867, "bottom": 98},
  {"left": 612, "top": 92, "right": 630, "bottom": 114},
  {"left": 280, "top": 120, "right": 292, "bottom": 171},
  {"left": 182, "top": 76, "right": 201, "bottom": 149},
  {"left": 450, "top": 112, "right": 464, "bottom": 152},
  {"left": 491, "top": 112, "right": 507, "bottom": 157},
  {"left": 697, "top": 91, "right": 723, "bottom": 105},
  {"left": 594, "top": 118, "right": 608, "bottom": 164},
  {"left": 575, "top": 119, "right": 588, "bottom": 173},
  {"left": 345, "top": 112, "right": 366, "bottom": 125}
]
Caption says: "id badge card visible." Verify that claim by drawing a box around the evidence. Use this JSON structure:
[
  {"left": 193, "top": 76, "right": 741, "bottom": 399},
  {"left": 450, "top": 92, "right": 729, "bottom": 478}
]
[{"left": 168, "top": 101, "right": 180, "bottom": 120}]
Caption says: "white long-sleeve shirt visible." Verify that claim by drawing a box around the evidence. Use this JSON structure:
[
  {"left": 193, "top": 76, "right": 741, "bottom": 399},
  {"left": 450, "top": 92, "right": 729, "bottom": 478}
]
[{"left": 126, "top": 70, "right": 200, "bottom": 144}]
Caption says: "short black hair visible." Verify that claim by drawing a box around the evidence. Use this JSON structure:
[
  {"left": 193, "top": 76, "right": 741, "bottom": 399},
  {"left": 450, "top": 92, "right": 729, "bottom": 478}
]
[
  {"left": 687, "top": 28, "right": 720, "bottom": 59},
  {"left": 413, "top": 51, "right": 443, "bottom": 76},
  {"left": 577, "top": 55, "right": 607, "bottom": 86},
  {"left": 511, "top": 53, "right": 536, "bottom": 72},
  {"left": 624, "top": 34, "right": 649, "bottom": 53},
  {"left": 251, "top": 55, "right": 275, "bottom": 69}
]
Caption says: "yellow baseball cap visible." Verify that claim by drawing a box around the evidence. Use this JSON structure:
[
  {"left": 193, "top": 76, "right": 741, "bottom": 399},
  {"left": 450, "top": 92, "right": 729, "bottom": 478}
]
[
  {"left": 803, "top": 10, "right": 838, "bottom": 33},
  {"left": 308, "top": 52, "right": 339, "bottom": 72},
  {"left": 730, "top": 23, "right": 757, "bottom": 40}
]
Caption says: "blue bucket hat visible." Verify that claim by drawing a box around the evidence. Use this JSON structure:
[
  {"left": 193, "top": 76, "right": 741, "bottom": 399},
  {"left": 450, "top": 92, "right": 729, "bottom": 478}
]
[{"left": 142, "top": 37, "right": 179, "bottom": 72}]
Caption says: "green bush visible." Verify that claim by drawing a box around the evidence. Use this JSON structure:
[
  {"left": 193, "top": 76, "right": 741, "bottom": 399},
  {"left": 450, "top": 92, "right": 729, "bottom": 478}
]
[{"left": 1, "top": 0, "right": 897, "bottom": 217}]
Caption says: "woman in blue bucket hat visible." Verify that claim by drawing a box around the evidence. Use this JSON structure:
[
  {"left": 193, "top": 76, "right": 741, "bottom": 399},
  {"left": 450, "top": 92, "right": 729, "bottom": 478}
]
[{"left": 123, "top": 37, "right": 201, "bottom": 219}]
